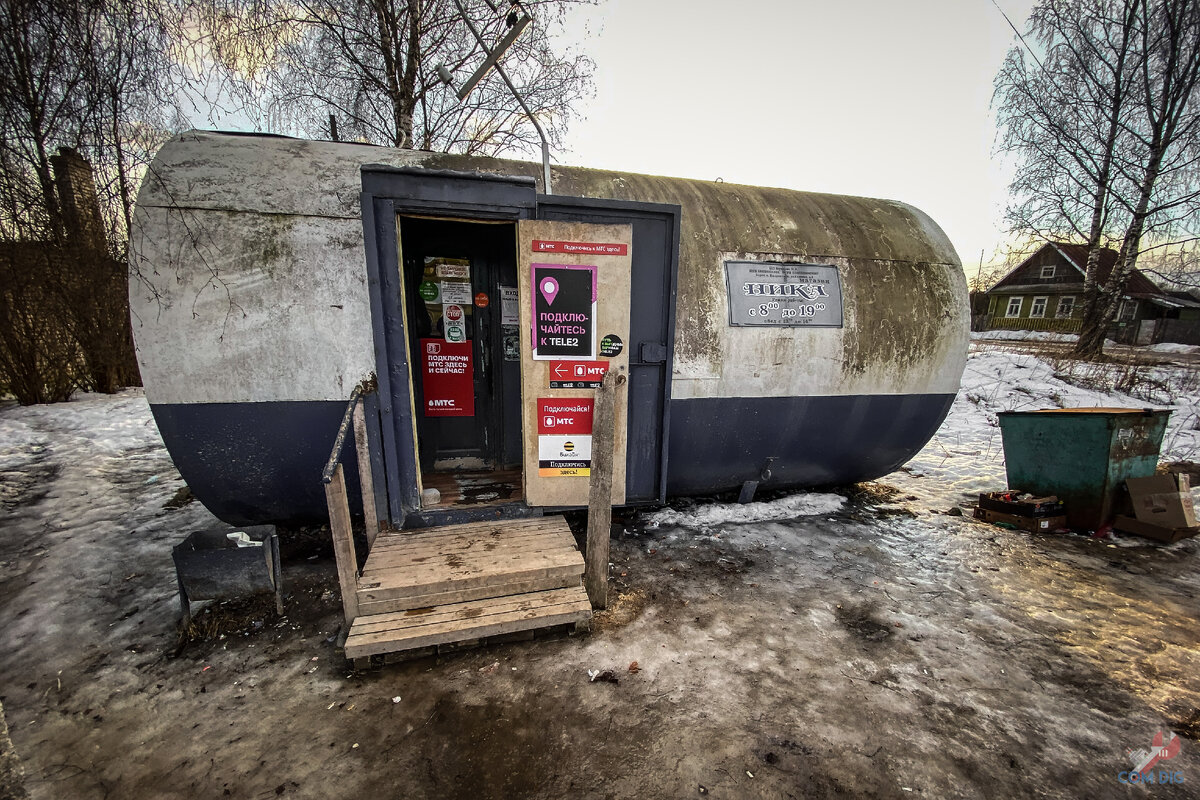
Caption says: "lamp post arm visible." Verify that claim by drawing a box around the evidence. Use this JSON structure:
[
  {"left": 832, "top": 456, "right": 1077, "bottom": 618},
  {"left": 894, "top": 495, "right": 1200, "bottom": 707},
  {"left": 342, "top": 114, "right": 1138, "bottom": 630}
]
[{"left": 449, "top": 0, "right": 553, "bottom": 194}]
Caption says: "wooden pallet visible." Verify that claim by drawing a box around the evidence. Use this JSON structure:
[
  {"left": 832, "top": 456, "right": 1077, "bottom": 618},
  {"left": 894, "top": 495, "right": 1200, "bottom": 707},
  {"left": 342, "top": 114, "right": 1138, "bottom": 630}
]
[{"left": 342, "top": 516, "right": 590, "bottom": 660}]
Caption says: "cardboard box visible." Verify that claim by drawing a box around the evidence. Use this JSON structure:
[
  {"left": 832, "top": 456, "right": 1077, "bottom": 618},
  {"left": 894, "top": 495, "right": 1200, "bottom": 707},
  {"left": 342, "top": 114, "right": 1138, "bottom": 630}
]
[
  {"left": 973, "top": 507, "right": 1067, "bottom": 533},
  {"left": 1113, "top": 515, "right": 1199, "bottom": 544},
  {"left": 1125, "top": 474, "right": 1198, "bottom": 530}
]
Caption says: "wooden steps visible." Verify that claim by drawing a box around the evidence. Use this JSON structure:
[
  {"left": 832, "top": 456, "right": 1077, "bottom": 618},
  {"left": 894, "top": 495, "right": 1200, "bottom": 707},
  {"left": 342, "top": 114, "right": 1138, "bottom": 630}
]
[
  {"left": 343, "top": 516, "right": 591, "bottom": 662},
  {"left": 344, "top": 587, "right": 591, "bottom": 660}
]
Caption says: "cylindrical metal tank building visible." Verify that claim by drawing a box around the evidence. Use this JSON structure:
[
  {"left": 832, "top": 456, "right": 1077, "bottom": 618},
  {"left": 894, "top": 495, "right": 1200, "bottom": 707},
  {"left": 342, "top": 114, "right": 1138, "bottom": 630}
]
[{"left": 130, "top": 131, "right": 967, "bottom": 526}]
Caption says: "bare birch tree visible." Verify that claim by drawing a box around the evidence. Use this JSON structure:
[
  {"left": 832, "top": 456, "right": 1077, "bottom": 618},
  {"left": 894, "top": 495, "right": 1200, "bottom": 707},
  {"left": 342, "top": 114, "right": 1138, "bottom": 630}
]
[
  {"left": 187, "top": 0, "right": 595, "bottom": 155},
  {"left": 1076, "top": 0, "right": 1200, "bottom": 355},
  {"left": 994, "top": 0, "right": 1200, "bottom": 358}
]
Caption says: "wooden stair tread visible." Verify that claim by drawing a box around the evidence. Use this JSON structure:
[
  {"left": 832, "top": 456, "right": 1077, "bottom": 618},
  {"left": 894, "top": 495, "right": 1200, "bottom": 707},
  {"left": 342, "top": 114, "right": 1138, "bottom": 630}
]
[
  {"left": 359, "top": 517, "right": 583, "bottom": 595},
  {"left": 369, "top": 519, "right": 573, "bottom": 551},
  {"left": 355, "top": 575, "right": 575, "bottom": 617},
  {"left": 365, "top": 533, "right": 576, "bottom": 562},
  {"left": 360, "top": 546, "right": 581, "bottom": 584},
  {"left": 344, "top": 586, "right": 592, "bottom": 659},
  {"left": 354, "top": 514, "right": 584, "bottom": 613}
]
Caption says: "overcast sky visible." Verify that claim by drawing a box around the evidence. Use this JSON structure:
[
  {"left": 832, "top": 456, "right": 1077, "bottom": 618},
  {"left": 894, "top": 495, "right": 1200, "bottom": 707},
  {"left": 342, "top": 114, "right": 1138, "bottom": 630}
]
[{"left": 555, "top": 0, "right": 1040, "bottom": 273}]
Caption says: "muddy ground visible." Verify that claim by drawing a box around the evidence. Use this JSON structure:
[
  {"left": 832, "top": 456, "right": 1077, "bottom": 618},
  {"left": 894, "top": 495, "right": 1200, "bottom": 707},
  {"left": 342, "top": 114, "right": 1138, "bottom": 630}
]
[
  {"left": 4, "top": 481, "right": 1200, "bottom": 798},
  {"left": 3, "top": 377, "right": 1200, "bottom": 799}
]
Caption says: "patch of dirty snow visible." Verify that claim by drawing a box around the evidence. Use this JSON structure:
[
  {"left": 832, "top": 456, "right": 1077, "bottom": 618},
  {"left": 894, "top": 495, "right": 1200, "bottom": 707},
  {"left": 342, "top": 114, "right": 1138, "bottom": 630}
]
[
  {"left": 1146, "top": 341, "right": 1200, "bottom": 354},
  {"left": 971, "top": 330, "right": 1079, "bottom": 342},
  {"left": 0, "top": 388, "right": 221, "bottom": 666},
  {"left": 645, "top": 492, "right": 845, "bottom": 530},
  {"left": 0, "top": 413, "right": 47, "bottom": 471}
]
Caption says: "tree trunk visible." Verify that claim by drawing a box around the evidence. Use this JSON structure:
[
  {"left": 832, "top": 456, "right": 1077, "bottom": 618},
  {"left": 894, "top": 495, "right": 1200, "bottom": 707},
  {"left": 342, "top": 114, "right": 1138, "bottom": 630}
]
[
  {"left": 1074, "top": 250, "right": 1111, "bottom": 358},
  {"left": 372, "top": 0, "right": 407, "bottom": 147},
  {"left": 110, "top": 85, "right": 133, "bottom": 244},
  {"left": 396, "top": 0, "right": 421, "bottom": 149},
  {"left": 1075, "top": 138, "right": 1166, "bottom": 359},
  {"left": 1071, "top": 1, "right": 1137, "bottom": 360},
  {"left": 29, "top": 124, "right": 63, "bottom": 243}
]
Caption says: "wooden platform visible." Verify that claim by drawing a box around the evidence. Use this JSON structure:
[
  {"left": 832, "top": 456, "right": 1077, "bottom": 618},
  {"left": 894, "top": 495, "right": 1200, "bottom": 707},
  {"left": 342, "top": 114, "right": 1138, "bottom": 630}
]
[
  {"left": 420, "top": 468, "right": 522, "bottom": 509},
  {"left": 344, "top": 516, "right": 591, "bottom": 660}
]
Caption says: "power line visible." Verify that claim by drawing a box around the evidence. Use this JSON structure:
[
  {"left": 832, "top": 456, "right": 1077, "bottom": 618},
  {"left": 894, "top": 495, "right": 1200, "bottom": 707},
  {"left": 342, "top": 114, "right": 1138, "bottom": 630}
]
[{"left": 990, "top": 0, "right": 1043, "bottom": 69}]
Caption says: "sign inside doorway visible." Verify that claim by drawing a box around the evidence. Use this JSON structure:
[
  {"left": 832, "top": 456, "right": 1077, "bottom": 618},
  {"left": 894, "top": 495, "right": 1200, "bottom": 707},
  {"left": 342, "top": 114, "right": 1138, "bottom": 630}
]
[
  {"left": 530, "top": 263, "right": 596, "bottom": 360},
  {"left": 421, "top": 338, "right": 474, "bottom": 417},
  {"left": 424, "top": 257, "right": 472, "bottom": 342}
]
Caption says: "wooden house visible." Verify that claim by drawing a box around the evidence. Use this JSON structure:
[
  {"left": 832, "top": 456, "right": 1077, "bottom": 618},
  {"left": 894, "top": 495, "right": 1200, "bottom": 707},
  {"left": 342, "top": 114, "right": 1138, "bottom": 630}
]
[{"left": 984, "top": 243, "right": 1200, "bottom": 344}]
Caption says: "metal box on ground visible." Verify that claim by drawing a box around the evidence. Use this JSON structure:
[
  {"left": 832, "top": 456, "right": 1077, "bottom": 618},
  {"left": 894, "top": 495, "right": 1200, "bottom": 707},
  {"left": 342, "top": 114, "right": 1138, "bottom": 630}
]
[
  {"left": 172, "top": 525, "right": 282, "bottom": 625},
  {"left": 996, "top": 408, "right": 1170, "bottom": 532}
]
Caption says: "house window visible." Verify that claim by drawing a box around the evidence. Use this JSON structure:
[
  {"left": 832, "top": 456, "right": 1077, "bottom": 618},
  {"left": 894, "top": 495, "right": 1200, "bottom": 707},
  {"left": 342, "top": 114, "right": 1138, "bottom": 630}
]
[
  {"left": 1119, "top": 299, "right": 1137, "bottom": 321},
  {"left": 1030, "top": 296, "right": 1048, "bottom": 318},
  {"left": 1006, "top": 296, "right": 1023, "bottom": 318},
  {"left": 1056, "top": 296, "right": 1075, "bottom": 317},
  {"left": 1040, "top": 265, "right": 1056, "bottom": 279}
]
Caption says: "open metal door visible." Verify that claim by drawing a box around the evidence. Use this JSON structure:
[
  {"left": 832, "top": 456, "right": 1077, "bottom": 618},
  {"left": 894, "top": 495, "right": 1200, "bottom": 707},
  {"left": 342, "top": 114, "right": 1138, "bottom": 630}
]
[
  {"left": 532, "top": 197, "right": 680, "bottom": 505},
  {"left": 517, "top": 220, "right": 632, "bottom": 506},
  {"left": 360, "top": 165, "right": 537, "bottom": 526}
]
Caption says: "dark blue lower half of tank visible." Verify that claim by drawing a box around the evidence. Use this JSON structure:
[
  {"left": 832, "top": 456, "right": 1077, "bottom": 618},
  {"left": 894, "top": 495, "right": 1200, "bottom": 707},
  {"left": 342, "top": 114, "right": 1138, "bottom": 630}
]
[
  {"left": 151, "top": 391, "right": 954, "bottom": 525},
  {"left": 665, "top": 393, "right": 955, "bottom": 496},
  {"left": 150, "top": 400, "right": 362, "bottom": 527}
]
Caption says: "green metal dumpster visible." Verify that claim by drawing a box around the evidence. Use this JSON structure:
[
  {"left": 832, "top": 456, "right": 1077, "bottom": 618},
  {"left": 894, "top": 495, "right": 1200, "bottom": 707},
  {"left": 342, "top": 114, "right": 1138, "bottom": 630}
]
[{"left": 996, "top": 408, "right": 1170, "bottom": 532}]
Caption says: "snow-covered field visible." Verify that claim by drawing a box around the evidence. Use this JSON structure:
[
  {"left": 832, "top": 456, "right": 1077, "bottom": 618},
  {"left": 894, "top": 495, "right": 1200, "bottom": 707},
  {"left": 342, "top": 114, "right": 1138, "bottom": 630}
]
[{"left": 972, "top": 329, "right": 1082, "bottom": 343}]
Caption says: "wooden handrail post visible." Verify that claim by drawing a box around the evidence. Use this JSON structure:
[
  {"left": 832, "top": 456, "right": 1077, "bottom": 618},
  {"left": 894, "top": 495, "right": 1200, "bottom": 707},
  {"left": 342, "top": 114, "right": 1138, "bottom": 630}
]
[
  {"left": 585, "top": 370, "right": 620, "bottom": 609},
  {"left": 324, "top": 463, "right": 360, "bottom": 625},
  {"left": 352, "top": 402, "right": 379, "bottom": 548}
]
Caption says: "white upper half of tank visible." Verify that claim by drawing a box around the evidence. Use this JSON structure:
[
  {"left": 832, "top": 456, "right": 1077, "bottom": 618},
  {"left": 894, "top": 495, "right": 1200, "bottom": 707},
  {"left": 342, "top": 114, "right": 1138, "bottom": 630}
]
[{"left": 130, "top": 131, "right": 968, "bottom": 406}]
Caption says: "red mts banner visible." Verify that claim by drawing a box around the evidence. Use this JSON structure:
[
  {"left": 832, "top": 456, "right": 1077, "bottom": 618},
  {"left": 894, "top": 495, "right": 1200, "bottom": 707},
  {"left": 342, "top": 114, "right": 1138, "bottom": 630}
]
[
  {"left": 532, "top": 239, "right": 628, "bottom": 256},
  {"left": 537, "top": 398, "right": 593, "bottom": 434},
  {"left": 421, "top": 338, "right": 474, "bottom": 417}
]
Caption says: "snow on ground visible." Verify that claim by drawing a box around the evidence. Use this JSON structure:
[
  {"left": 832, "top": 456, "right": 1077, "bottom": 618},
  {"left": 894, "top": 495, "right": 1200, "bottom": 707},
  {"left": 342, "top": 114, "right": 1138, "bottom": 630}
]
[
  {"left": 971, "top": 329, "right": 1080, "bottom": 342},
  {"left": 3, "top": 344, "right": 1200, "bottom": 798},
  {"left": 1148, "top": 342, "right": 1200, "bottom": 355},
  {"left": 644, "top": 492, "right": 845, "bottom": 531},
  {"left": 0, "top": 389, "right": 220, "bottom": 675}
]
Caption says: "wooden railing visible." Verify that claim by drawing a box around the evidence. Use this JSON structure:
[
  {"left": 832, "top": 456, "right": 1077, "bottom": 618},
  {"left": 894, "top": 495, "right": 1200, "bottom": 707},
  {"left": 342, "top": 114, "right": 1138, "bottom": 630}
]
[
  {"left": 321, "top": 379, "right": 379, "bottom": 629},
  {"left": 584, "top": 370, "right": 623, "bottom": 610},
  {"left": 987, "top": 316, "right": 1083, "bottom": 333}
]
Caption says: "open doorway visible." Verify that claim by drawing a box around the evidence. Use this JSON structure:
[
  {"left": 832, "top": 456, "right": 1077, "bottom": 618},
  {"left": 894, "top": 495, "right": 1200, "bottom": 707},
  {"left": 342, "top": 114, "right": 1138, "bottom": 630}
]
[{"left": 399, "top": 216, "right": 523, "bottom": 509}]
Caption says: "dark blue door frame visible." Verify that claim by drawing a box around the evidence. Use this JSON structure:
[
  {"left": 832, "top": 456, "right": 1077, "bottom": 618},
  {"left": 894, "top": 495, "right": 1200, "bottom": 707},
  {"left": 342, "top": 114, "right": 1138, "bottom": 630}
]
[
  {"left": 360, "top": 166, "right": 680, "bottom": 524},
  {"left": 360, "top": 166, "right": 537, "bottom": 526}
]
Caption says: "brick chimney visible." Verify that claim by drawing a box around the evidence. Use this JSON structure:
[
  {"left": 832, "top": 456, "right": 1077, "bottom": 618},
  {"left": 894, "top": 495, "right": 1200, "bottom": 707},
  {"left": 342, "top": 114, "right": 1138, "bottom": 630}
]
[{"left": 50, "top": 147, "right": 107, "bottom": 252}]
